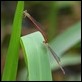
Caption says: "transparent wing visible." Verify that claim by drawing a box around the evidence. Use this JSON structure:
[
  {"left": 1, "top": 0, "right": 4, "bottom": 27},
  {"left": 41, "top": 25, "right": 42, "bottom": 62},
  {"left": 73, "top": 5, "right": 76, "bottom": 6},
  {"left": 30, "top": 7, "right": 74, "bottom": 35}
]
[
  {"left": 47, "top": 44, "right": 60, "bottom": 63},
  {"left": 46, "top": 43, "right": 65, "bottom": 74}
]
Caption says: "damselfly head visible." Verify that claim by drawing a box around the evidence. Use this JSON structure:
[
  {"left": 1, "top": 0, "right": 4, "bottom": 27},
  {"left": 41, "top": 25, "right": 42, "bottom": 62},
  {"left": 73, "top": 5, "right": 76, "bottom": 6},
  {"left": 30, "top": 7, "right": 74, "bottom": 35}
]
[{"left": 23, "top": 10, "right": 30, "bottom": 18}]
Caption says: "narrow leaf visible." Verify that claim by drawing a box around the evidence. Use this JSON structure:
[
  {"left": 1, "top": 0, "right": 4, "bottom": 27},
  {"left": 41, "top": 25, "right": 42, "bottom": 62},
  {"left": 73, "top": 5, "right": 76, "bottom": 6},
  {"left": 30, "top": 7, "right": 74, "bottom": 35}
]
[
  {"left": 51, "top": 54, "right": 81, "bottom": 70},
  {"left": 20, "top": 31, "right": 52, "bottom": 81},
  {"left": 49, "top": 21, "right": 81, "bottom": 70},
  {"left": 2, "top": 1, "right": 24, "bottom": 81},
  {"left": 50, "top": 21, "right": 81, "bottom": 56}
]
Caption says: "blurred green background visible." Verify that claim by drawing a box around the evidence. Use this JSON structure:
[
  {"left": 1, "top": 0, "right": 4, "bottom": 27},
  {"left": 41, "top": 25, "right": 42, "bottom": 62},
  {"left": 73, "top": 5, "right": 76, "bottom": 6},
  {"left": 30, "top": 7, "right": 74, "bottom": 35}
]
[{"left": 1, "top": 1, "right": 81, "bottom": 81}]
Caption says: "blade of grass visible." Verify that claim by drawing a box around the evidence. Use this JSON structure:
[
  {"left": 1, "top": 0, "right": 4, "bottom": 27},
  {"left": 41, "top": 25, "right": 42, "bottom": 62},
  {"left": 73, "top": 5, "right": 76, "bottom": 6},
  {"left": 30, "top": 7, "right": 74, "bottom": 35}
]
[
  {"left": 56, "top": 1, "right": 77, "bottom": 8},
  {"left": 49, "top": 21, "right": 81, "bottom": 70},
  {"left": 20, "top": 31, "right": 52, "bottom": 81},
  {"left": 47, "top": 2, "right": 58, "bottom": 41},
  {"left": 65, "top": 73, "right": 81, "bottom": 81},
  {"left": 51, "top": 54, "right": 81, "bottom": 70},
  {"left": 2, "top": 1, "right": 24, "bottom": 81},
  {"left": 50, "top": 21, "right": 81, "bottom": 56}
]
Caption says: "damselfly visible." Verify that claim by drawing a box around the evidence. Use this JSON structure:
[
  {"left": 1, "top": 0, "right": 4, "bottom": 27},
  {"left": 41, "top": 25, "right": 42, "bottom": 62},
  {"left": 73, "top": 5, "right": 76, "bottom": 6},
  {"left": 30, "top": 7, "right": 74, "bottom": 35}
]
[{"left": 23, "top": 10, "right": 65, "bottom": 74}]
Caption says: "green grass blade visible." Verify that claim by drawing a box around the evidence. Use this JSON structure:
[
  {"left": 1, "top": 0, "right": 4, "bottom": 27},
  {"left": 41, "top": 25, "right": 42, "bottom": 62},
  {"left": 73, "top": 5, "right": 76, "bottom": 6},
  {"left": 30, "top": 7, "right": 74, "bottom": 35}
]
[
  {"left": 2, "top": 1, "right": 24, "bottom": 81},
  {"left": 51, "top": 54, "right": 81, "bottom": 70},
  {"left": 50, "top": 21, "right": 81, "bottom": 56},
  {"left": 49, "top": 21, "right": 81, "bottom": 70},
  {"left": 20, "top": 31, "right": 52, "bottom": 81},
  {"left": 56, "top": 1, "right": 76, "bottom": 8},
  {"left": 47, "top": 2, "right": 58, "bottom": 41}
]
